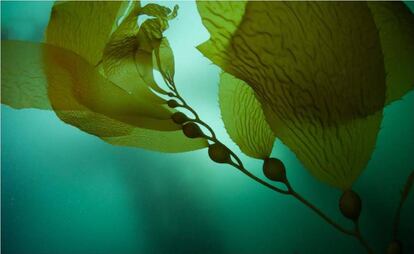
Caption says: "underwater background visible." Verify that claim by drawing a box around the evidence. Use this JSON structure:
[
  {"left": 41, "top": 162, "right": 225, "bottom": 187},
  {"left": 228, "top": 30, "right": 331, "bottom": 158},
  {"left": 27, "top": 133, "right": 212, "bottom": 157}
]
[{"left": 1, "top": 1, "right": 413, "bottom": 254}]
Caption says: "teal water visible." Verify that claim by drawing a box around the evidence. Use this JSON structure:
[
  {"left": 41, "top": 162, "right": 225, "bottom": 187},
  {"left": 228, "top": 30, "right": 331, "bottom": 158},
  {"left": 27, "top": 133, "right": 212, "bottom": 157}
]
[{"left": 1, "top": 1, "right": 413, "bottom": 254}]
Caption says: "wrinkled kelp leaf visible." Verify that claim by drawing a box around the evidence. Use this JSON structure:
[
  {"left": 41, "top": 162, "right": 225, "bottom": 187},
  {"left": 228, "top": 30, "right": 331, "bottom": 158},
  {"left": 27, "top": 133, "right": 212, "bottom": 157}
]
[
  {"left": 198, "top": 2, "right": 387, "bottom": 189},
  {"left": 134, "top": 4, "right": 179, "bottom": 94},
  {"left": 153, "top": 38, "right": 175, "bottom": 81},
  {"left": 1, "top": 40, "right": 207, "bottom": 152},
  {"left": 196, "top": 1, "right": 247, "bottom": 68},
  {"left": 102, "top": 127, "right": 207, "bottom": 153},
  {"left": 140, "top": 3, "right": 171, "bottom": 19},
  {"left": 112, "top": 1, "right": 137, "bottom": 33},
  {"left": 1, "top": 41, "right": 52, "bottom": 109},
  {"left": 46, "top": 1, "right": 125, "bottom": 65},
  {"left": 368, "top": 2, "right": 414, "bottom": 104},
  {"left": 219, "top": 73, "right": 275, "bottom": 159},
  {"left": 101, "top": 2, "right": 165, "bottom": 104},
  {"left": 135, "top": 17, "right": 169, "bottom": 94},
  {"left": 102, "top": 3, "right": 179, "bottom": 95},
  {"left": 43, "top": 42, "right": 177, "bottom": 131}
]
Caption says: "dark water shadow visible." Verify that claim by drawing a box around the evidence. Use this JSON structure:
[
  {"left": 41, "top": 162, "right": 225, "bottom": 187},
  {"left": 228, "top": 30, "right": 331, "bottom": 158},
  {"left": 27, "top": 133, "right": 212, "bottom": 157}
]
[{"left": 115, "top": 151, "right": 226, "bottom": 254}]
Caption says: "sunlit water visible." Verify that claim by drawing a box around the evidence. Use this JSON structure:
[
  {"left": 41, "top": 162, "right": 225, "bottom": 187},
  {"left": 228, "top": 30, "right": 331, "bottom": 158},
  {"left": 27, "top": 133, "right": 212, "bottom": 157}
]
[{"left": 2, "top": 1, "right": 414, "bottom": 254}]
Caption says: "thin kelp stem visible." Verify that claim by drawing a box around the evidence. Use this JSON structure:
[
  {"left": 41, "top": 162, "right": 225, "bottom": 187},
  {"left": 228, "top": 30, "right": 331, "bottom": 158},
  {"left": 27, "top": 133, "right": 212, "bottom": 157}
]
[
  {"left": 165, "top": 79, "right": 374, "bottom": 254},
  {"left": 392, "top": 170, "right": 414, "bottom": 240},
  {"left": 354, "top": 221, "right": 375, "bottom": 254},
  {"left": 285, "top": 181, "right": 354, "bottom": 236},
  {"left": 168, "top": 80, "right": 287, "bottom": 196}
]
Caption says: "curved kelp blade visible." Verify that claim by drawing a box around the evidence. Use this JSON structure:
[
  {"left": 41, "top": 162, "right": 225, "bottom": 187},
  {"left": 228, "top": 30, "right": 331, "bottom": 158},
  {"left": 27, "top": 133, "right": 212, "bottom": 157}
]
[
  {"left": 101, "top": 2, "right": 165, "bottom": 104},
  {"left": 1, "top": 41, "right": 52, "bottom": 109},
  {"left": 112, "top": 1, "right": 139, "bottom": 34},
  {"left": 219, "top": 73, "right": 275, "bottom": 159},
  {"left": 368, "top": 2, "right": 414, "bottom": 104},
  {"left": 44, "top": 45, "right": 181, "bottom": 132},
  {"left": 102, "top": 128, "right": 207, "bottom": 153},
  {"left": 2, "top": 40, "right": 177, "bottom": 130},
  {"left": 1, "top": 40, "right": 207, "bottom": 152},
  {"left": 197, "top": 2, "right": 386, "bottom": 189},
  {"left": 134, "top": 3, "right": 179, "bottom": 94},
  {"left": 135, "top": 18, "right": 168, "bottom": 95},
  {"left": 46, "top": 1, "right": 127, "bottom": 65},
  {"left": 196, "top": 1, "right": 247, "bottom": 68},
  {"left": 139, "top": 3, "right": 173, "bottom": 19},
  {"left": 153, "top": 38, "right": 175, "bottom": 82}
]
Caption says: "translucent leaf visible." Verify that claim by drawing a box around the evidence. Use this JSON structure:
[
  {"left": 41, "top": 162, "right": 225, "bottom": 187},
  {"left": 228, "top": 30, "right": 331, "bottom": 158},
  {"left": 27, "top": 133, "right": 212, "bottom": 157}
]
[
  {"left": 196, "top": 1, "right": 247, "bottom": 68},
  {"left": 197, "top": 2, "right": 386, "bottom": 189},
  {"left": 1, "top": 41, "right": 51, "bottom": 110},
  {"left": 102, "top": 129, "right": 207, "bottom": 153},
  {"left": 368, "top": 2, "right": 414, "bottom": 104},
  {"left": 55, "top": 110, "right": 135, "bottom": 137},
  {"left": 43, "top": 41, "right": 178, "bottom": 131},
  {"left": 1, "top": 40, "right": 207, "bottom": 152},
  {"left": 140, "top": 3, "right": 171, "bottom": 19},
  {"left": 139, "top": 3, "right": 178, "bottom": 20},
  {"left": 133, "top": 4, "right": 179, "bottom": 94},
  {"left": 135, "top": 18, "right": 168, "bottom": 94},
  {"left": 2, "top": 40, "right": 175, "bottom": 130},
  {"left": 112, "top": 1, "right": 140, "bottom": 33},
  {"left": 219, "top": 72, "right": 275, "bottom": 159},
  {"left": 153, "top": 38, "right": 175, "bottom": 81},
  {"left": 101, "top": 3, "right": 164, "bottom": 104},
  {"left": 102, "top": 3, "right": 179, "bottom": 96},
  {"left": 46, "top": 1, "right": 126, "bottom": 65},
  {"left": 168, "top": 5, "right": 179, "bottom": 20}
]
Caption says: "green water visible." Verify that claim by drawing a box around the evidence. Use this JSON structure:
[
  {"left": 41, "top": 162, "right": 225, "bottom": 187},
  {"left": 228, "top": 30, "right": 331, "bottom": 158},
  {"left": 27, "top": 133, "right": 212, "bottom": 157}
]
[{"left": 1, "top": 1, "right": 413, "bottom": 254}]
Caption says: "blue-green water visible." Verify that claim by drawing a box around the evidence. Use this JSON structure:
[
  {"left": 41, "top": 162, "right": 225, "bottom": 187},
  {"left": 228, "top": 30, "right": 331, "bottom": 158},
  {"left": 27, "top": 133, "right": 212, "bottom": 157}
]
[{"left": 1, "top": 1, "right": 413, "bottom": 254}]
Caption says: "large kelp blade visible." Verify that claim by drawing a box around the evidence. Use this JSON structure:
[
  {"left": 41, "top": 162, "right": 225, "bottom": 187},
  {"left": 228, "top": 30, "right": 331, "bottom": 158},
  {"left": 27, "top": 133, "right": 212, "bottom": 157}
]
[
  {"left": 219, "top": 72, "right": 275, "bottom": 159},
  {"left": 153, "top": 38, "right": 175, "bottom": 81},
  {"left": 46, "top": 1, "right": 125, "bottom": 65},
  {"left": 1, "top": 41, "right": 51, "bottom": 110},
  {"left": 102, "top": 129, "right": 207, "bottom": 153},
  {"left": 1, "top": 40, "right": 207, "bottom": 152},
  {"left": 135, "top": 18, "right": 168, "bottom": 95},
  {"left": 269, "top": 108, "right": 383, "bottom": 189},
  {"left": 196, "top": 1, "right": 247, "bottom": 68},
  {"left": 139, "top": 3, "right": 172, "bottom": 19},
  {"left": 133, "top": 3, "right": 179, "bottom": 94},
  {"left": 2, "top": 40, "right": 177, "bottom": 131},
  {"left": 197, "top": 2, "right": 386, "bottom": 189},
  {"left": 368, "top": 2, "right": 414, "bottom": 104},
  {"left": 101, "top": 3, "right": 165, "bottom": 104},
  {"left": 43, "top": 41, "right": 179, "bottom": 131},
  {"left": 112, "top": 0, "right": 138, "bottom": 33}
]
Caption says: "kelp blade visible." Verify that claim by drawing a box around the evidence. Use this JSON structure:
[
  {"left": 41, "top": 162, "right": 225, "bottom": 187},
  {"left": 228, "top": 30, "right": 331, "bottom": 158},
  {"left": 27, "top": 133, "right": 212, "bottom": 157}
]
[
  {"left": 42, "top": 41, "right": 179, "bottom": 131},
  {"left": 368, "top": 2, "right": 414, "bottom": 104},
  {"left": 46, "top": 1, "right": 126, "bottom": 65},
  {"left": 1, "top": 41, "right": 52, "bottom": 109},
  {"left": 153, "top": 38, "right": 175, "bottom": 82},
  {"left": 1, "top": 40, "right": 207, "bottom": 152},
  {"left": 196, "top": 1, "right": 247, "bottom": 68},
  {"left": 101, "top": 2, "right": 165, "bottom": 104},
  {"left": 197, "top": 2, "right": 386, "bottom": 188},
  {"left": 219, "top": 72, "right": 275, "bottom": 159}
]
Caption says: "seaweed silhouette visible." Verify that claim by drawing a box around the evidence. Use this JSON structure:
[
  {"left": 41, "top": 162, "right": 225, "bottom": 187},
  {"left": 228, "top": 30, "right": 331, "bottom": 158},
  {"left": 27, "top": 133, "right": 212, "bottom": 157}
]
[{"left": 1, "top": 1, "right": 413, "bottom": 254}]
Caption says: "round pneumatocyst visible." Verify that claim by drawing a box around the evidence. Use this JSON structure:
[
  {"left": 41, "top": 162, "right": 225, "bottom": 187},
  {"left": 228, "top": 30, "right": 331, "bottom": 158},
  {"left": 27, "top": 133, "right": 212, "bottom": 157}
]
[
  {"left": 339, "top": 190, "right": 362, "bottom": 221},
  {"left": 167, "top": 99, "right": 179, "bottom": 108},
  {"left": 171, "top": 112, "right": 188, "bottom": 124},
  {"left": 208, "top": 143, "right": 231, "bottom": 163},
  {"left": 182, "top": 122, "right": 203, "bottom": 138},
  {"left": 263, "top": 158, "right": 286, "bottom": 182}
]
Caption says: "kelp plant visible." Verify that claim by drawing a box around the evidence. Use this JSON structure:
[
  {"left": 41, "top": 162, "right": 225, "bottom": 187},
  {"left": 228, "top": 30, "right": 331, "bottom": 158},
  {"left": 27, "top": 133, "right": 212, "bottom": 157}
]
[{"left": 1, "top": 1, "right": 414, "bottom": 253}]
